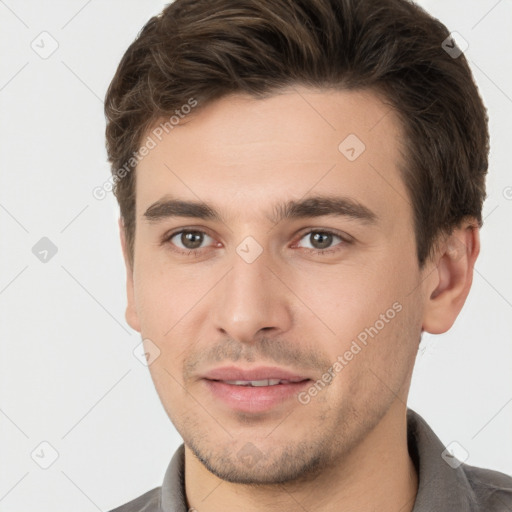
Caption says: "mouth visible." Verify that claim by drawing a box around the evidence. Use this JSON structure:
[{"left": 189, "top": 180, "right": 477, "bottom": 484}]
[
  {"left": 202, "top": 365, "right": 312, "bottom": 383},
  {"left": 201, "top": 368, "right": 313, "bottom": 413},
  {"left": 217, "top": 378, "right": 309, "bottom": 387}
]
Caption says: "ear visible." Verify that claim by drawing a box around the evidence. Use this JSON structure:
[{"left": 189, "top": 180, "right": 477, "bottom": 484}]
[
  {"left": 119, "top": 217, "right": 141, "bottom": 333},
  {"left": 421, "top": 222, "right": 480, "bottom": 334}
]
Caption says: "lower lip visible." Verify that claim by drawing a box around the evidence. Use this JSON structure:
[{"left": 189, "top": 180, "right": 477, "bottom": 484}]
[{"left": 203, "top": 379, "right": 311, "bottom": 413}]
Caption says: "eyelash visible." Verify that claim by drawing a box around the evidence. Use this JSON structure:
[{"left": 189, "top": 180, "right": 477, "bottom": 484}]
[{"left": 161, "top": 228, "right": 351, "bottom": 257}]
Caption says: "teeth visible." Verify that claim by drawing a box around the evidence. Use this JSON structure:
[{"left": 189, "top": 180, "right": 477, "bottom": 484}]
[{"left": 224, "top": 379, "right": 286, "bottom": 386}]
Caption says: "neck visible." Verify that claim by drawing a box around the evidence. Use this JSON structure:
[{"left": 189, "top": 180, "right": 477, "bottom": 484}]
[{"left": 184, "top": 401, "right": 418, "bottom": 512}]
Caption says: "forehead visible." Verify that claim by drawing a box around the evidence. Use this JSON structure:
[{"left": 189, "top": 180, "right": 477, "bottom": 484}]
[{"left": 135, "top": 87, "right": 410, "bottom": 227}]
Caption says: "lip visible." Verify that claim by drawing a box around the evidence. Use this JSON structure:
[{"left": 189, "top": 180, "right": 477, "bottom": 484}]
[
  {"left": 201, "top": 366, "right": 312, "bottom": 413},
  {"left": 202, "top": 365, "right": 311, "bottom": 382},
  {"left": 203, "top": 379, "right": 311, "bottom": 413}
]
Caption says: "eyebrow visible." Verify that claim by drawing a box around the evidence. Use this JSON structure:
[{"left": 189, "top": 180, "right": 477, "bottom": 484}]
[{"left": 143, "top": 194, "right": 378, "bottom": 225}]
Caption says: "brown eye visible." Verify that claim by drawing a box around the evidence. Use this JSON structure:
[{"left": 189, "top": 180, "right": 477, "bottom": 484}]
[
  {"left": 167, "top": 230, "right": 213, "bottom": 251},
  {"left": 309, "top": 232, "right": 334, "bottom": 249},
  {"left": 296, "top": 230, "right": 344, "bottom": 252},
  {"left": 180, "top": 231, "right": 203, "bottom": 249}
]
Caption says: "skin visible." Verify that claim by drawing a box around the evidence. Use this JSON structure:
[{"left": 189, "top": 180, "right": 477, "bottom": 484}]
[{"left": 119, "top": 86, "right": 480, "bottom": 512}]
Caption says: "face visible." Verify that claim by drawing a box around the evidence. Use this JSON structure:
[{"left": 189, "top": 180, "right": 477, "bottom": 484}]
[{"left": 123, "top": 87, "right": 432, "bottom": 484}]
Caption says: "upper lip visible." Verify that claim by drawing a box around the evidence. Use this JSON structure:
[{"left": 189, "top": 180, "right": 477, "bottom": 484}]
[{"left": 202, "top": 366, "right": 311, "bottom": 382}]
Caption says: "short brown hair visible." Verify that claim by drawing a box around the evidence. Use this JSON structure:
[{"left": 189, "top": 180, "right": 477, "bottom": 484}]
[{"left": 104, "top": 0, "right": 489, "bottom": 269}]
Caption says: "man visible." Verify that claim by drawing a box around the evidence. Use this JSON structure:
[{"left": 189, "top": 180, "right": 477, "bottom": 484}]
[{"left": 104, "top": 0, "right": 512, "bottom": 510}]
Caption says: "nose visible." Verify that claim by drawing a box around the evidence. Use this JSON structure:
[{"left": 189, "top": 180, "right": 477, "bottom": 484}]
[{"left": 211, "top": 244, "right": 294, "bottom": 344}]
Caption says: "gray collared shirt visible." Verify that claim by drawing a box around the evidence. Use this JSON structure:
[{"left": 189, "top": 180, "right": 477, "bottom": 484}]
[{"left": 109, "top": 408, "right": 512, "bottom": 511}]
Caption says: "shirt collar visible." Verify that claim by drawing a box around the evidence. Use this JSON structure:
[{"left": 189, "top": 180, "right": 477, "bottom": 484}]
[
  {"left": 161, "top": 442, "right": 187, "bottom": 512},
  {"left": 160, "top": 408, "right": 476, "bottom": 512},
  {"left": 407, "top": 408, "right": 476, "bottom": 511}
]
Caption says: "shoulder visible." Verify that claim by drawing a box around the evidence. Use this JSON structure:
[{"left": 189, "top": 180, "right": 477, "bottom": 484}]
[
  {"left": 108, "top": 486, "right": 161, "bottom": 512},
  {"left": 461, "top": 462, "right": 512, "bottom": 510}
]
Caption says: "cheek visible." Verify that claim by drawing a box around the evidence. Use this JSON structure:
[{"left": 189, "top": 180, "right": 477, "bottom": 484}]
[
  {"left": 133, "top": 256, "right": 202, "bottom": 334},
  {"left": 319, "top": 295, "right": 421, "bottom": 416},
  {"left": 294, "top": 247, "right": 422, "bottom": 373},
  {"left": 132, "top": 260, "right": 212, "bottom": 380},
  {"left": 289, "top": 258, "right": 401, "bottom": 337}
]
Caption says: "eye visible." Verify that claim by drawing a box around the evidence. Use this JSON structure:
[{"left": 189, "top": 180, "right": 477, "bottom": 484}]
[
  {"left": 165, "top": 229, "right": 216, "bottom": 253},
  {"left": 295, "top": 229, "right": 348, "bottom": 254},
  {"left": 162, "top": 228, "right": 350, "bottom": 257}
]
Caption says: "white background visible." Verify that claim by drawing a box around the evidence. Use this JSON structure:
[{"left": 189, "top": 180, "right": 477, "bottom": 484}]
[{"left": 0, "top": 0, "right": 511, "bottom": 510}]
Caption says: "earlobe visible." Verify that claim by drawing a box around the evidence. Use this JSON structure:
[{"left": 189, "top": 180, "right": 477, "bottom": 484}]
[
  {"left": 422, "top": 224, "right": 480, "bottom": 334},
  {"left": 119, "top": 217, "right": 141, "bottom": 333}
]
